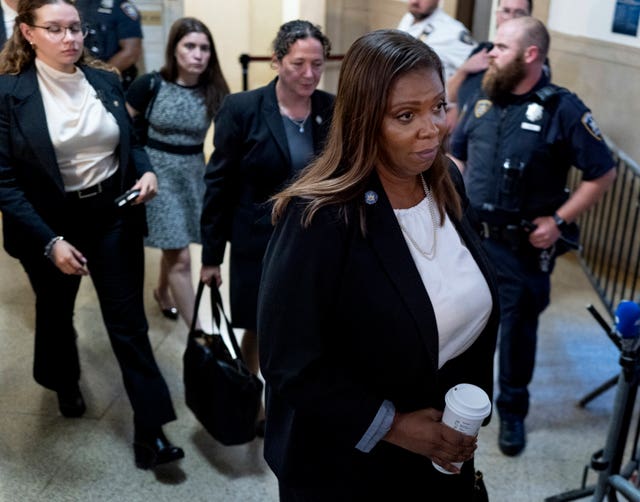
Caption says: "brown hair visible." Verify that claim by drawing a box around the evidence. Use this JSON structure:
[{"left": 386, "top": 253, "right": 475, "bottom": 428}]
[
  {"left": 0, "top": 0, "right": 110, "bottom": 74},
  {"left": 271, "top": 29, "right": 461, "bottom": 232},
  {"left": 160, "top": 17, "right": 230, "bottom": 118},
  {"left": 271, "top": 19, "right": 331, "bottom": 62}
]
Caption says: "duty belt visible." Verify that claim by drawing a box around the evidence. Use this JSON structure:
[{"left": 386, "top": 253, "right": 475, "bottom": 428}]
[{"left": 480, "top": 222, "right": 524, "bottom": 249}]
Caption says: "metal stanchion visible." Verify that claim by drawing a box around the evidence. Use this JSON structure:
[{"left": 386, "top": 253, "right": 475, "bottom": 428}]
[{"left": 546, "top": 303, "right": 640, "bottom": 502}]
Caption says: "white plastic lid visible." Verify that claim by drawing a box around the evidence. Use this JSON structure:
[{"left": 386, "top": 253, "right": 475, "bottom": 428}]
[{"left": 445, "top": 383, "right": 492, "bottom": 419}]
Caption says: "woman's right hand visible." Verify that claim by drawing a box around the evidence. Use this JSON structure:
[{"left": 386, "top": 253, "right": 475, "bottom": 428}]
[
  {"left": 201, "top": 265, "right": 222, "bottom": 287},
  {"left": 383, "top": 408, "right": 477, "bottom": 474},
  {"left": 50, "top": 240, "right": 89, "bottom": 276}
]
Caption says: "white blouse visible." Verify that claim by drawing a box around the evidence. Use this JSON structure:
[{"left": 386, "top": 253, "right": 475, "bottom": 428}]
[
  {"left": 394, "top": 197, "right": 493, "bottom": 369},
  {"left": 35, "top": 58, "right": 119, "bottom": 191}
]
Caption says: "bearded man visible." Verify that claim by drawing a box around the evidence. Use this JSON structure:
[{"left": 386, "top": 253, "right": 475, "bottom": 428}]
[{"left": 450, "top": 16, "right": 616, "bottom": 457}]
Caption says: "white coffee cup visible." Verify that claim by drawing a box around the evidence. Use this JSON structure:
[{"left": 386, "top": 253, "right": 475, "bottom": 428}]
[{"left": 432, "top": 383, "right": 492, "bottom": 474}]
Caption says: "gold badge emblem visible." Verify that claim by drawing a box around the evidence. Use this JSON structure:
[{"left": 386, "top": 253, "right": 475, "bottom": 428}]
[{"left": 474, "top": 99, "right": 492, "bottom": 118}]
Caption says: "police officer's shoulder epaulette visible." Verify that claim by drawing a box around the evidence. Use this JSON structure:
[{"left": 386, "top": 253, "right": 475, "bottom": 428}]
[{"left": 534, "top": 85, "right": 570, "bottom": 104}]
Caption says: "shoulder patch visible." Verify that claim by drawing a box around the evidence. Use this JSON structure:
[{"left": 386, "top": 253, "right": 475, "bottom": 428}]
[
  {"left": 120, "top": 1, "right": 139, "bottom": 21},
  {"left": 474, "top": 99, "right": 492, "bottom": 118},
  {"left": 581, "top": 112, "right": 603, "bottom": 141},
  {"left": 459, "top": 30, "right": 474, "bottom": 45}
]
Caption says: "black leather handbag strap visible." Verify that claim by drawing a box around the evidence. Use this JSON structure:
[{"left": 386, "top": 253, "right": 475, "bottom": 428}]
[{"left": 191, "top": 281, "right": 245, "bottom": 362}]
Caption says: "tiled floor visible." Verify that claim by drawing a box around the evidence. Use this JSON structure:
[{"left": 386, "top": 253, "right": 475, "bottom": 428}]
[{"left": 0, "top": 242, "right": 634, "bottom": 501}]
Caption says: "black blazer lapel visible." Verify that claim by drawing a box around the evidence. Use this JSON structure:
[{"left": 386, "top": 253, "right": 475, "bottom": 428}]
[
  {"left": 11, "top": 67, "right": 64, "bottom": 192},
  {"left": 262, "top": 79, "right": 291, "bottom": 165},
  {"left": 363, "top": 174, "right": 440, "bottom": 370}
]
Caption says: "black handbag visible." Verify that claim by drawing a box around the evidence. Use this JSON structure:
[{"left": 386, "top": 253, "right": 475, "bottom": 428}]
[{"left": 183, "top": 281, "right": 263, "bottom": 445}]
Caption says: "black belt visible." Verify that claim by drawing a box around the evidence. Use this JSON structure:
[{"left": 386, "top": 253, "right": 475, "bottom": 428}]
[
  {"left": 67, "top": 174, "right": 118, "bottom": 199},
  {"left": 146, "top": 138, "right": 204, "bottom": 155},
  {"left": 479, "top": 221, "right": 527, "bottom": 251}
]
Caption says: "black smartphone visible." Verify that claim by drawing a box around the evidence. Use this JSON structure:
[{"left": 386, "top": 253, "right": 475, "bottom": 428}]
[{"left": 114, "top": 189, "right": 141, "bottom": 207}]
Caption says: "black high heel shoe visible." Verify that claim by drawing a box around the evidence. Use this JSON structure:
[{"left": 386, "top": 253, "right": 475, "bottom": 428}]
[
  {"left": 57, "top": 385, "right": 86, "bottom": 418},
  {"left": 153, "top": 289, "right": 179, "bottom": 320},
  {"left": 133, "top": 426, "right": 184, "bottom": 470}
]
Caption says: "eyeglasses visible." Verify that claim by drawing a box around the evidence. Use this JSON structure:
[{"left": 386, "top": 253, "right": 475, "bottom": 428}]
[
  {"left": 29, "top": 23, "right": 88, "bottom": 40},
  {"left": 497, "top": 7, "right": 529, "bottom": 18}
]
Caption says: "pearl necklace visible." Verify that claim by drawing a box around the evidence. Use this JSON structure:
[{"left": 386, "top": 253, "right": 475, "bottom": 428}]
[{"left": 398, "top": 176, "right": 438, "bottom": 260}]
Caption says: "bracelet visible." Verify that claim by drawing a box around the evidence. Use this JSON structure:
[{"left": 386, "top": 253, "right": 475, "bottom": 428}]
[{"left": 44, "top": 236, "right": 64, "bottom": 260}]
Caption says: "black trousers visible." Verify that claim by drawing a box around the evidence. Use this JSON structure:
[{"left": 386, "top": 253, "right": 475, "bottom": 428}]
[
  {"left": 482, "top": 238, "right": 551, "bottom": 421},
  {"left": 19, "top": 184, "right": 176, "bottom": 427}
]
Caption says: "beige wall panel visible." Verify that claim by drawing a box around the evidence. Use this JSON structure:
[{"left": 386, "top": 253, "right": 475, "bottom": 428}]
[
  {"left": 550, "top": 31, "right": 640, "bottom": 162},
  {"left": 533, "top": 0, "right": 550, "bottom": 23},
  {"left": 369, "top": 0, "right": 407, "bottom": 30}
]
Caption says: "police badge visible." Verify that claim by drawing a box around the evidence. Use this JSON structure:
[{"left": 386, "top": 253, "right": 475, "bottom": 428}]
[
  {"left": 525, "top": 103, "right": 544, "bottom": 122},
  {"left": 474, "top": 99, "right": 492, "bottom": 118}
]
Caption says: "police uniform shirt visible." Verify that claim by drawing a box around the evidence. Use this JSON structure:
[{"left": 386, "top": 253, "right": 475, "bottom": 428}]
[
  {"left": 450, "top": 74, "right": 614, "bottom": 219},
  {"left": 77, "top": 0, "right": 142, "bottom": 62},
  {"left": 398, "top": 8, "right": 476, "bottom": 80}
]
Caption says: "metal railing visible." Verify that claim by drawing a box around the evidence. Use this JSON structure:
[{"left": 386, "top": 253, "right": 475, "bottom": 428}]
[
  {"left": 568, "top": 136, "right": 640, "bottom": 317},
  {"left": 238, "top": 53, "right": 344, "bottom": 91}
]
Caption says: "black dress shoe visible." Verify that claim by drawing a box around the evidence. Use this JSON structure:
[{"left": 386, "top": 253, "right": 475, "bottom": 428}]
[
  {"left": 153, "top": 289, "right": 179, "bottom": 320},
  {"left": 134, "top": 427, "right": 184, "bottom": 470},
  {"left": 57, "top": 385, "right": 86, "bottom": 418},
  {"left": 498, "top": 418, "right": 526, "bottom": 456}
]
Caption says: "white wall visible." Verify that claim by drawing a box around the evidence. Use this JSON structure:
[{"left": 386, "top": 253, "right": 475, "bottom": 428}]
[{"left": 549, "top": 0, "right": 640, "bottom": 48}]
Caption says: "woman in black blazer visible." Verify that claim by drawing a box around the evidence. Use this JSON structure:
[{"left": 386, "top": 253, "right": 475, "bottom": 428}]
[
  {"left": 200, "top": 20, "right": 334, "bottom": 404},
  {"left": 258, "top": 30, "right": 500, "bottom": 500},
  {"left": 0, "top": 0, "right": 182, "bottom": 469}
]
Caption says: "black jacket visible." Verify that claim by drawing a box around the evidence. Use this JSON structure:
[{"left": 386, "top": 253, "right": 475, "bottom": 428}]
[
  {"left": 257, "top": 165, "right": 500, "bottom": 495},
  {"left": 201, "top": 78, "right": 334, "bottom": 267},
  {"left": 0, "top": 62, "right": 151, "bottom": 258}
]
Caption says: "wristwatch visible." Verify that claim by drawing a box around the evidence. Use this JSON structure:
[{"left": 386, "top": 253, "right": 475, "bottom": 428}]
[{"left": 553, "top": 213, "right": 567, "bottom": 231}]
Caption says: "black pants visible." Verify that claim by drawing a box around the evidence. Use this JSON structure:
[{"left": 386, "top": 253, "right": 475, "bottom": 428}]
[
  {"left": 482, "top": 238, "right": 551, "bottom": 421},
  {"left": 20, "top": 184, "right": 176, "bottom": 427}
]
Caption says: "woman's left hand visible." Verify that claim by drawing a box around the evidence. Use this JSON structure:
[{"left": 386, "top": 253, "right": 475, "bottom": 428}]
[{"left": 130, "top": 172, "right": 158, "bottom": 204}]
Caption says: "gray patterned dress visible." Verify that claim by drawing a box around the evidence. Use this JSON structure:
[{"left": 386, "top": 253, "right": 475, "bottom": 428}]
[{"left": 143, "top": 80, "right": 211, "bottom": 249}]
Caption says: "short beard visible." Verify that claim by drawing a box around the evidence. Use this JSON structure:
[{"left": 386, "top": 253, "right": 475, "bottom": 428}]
[
  {"left": 482, "top": 54, "right": 526, "bottom": 100},
  {"left": 410, "top": 7, "right": 436, "bottom": 21}
]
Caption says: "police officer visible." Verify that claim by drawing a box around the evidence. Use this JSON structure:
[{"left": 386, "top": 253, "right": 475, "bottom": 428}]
[
  {"left": 397, "top": 0, "right": 476, "bottom": 80},
  {"left": 450, "top": 16, "right": 616, "bottom": 457},
  {"left": 76, "top": 0, "right": 143, "bottom": 90},
  {"left": 0, "top": 0, "right": 19, "bottom": 49}
]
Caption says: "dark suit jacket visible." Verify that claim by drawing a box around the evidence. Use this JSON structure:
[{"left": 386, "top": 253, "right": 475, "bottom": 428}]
[
  {"left": 201, "top": 78, "right": 334, "bottom": 265},
  {"left": 0, "top": 62, "right": 152, "bottom": 258},
  {"left": 257, "top": 166, "right": 500, "bottom": 495},
  {"left": 201, "top": 77, "right": 334, "bottom": 327}
]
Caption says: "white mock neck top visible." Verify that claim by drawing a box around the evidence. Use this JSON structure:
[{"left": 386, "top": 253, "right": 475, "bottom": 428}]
[{"left": 35, "top": 58, "right": 119, "bottom": 191}]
